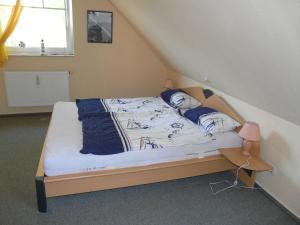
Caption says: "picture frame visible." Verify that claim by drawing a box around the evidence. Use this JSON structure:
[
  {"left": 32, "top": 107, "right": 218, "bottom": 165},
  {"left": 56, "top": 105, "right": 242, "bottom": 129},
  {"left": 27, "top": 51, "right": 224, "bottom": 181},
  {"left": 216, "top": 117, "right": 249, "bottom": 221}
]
[{"left": 87, "top": 10, "right": 113, "bottom": 43}]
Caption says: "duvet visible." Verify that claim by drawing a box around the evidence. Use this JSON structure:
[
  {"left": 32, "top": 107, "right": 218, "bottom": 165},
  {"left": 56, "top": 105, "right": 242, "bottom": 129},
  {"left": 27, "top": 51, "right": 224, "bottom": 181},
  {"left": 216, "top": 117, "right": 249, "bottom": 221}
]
[{"left": 76, "top": 97, "right": 213, "bottom": 155}]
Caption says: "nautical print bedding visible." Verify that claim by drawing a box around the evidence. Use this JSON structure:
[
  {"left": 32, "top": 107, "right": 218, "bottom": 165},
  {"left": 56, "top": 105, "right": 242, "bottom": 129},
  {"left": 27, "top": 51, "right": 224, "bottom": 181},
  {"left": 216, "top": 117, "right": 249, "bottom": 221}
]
[
  {"left": 80, "top": 110, "right": 213, "bottom": 155},
  {"left": 113, "top": 111, "right": 213, "bottom": 150},
  {"left": 77, "top": 97, "right": 213, "bottom": 155},
  {"left": 44, "top": 102, "right": 243, "bottom": 176},
  {"left": 76, "top": 96, "right": 174, "bottom": 120}
]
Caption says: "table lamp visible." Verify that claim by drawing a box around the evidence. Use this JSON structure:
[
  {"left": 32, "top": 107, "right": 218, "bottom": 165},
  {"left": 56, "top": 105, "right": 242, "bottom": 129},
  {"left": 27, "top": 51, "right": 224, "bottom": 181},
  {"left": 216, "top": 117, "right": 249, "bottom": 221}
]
[
  {"left": 238, "top": 122, "right": 260, "bottom": 156},
  {"left": 164, "top": 79, "right": 174, "bottom": 90}
]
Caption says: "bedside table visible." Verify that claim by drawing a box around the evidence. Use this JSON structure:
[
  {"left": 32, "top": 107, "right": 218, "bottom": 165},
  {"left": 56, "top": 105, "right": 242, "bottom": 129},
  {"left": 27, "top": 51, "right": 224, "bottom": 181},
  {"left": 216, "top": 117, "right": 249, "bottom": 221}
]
[
  {"left": 220, "top": 147, "right": 272, "bottom": 187},
  {"left": 220, "top": 147, "right": 272, "bottom": 171}
]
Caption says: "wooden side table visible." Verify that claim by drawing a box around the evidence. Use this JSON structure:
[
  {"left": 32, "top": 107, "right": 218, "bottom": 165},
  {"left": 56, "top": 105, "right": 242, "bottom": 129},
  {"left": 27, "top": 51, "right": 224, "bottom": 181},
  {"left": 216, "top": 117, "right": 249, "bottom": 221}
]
[{"left": 220, "top": 147, "right": 272, "bottom": 187}]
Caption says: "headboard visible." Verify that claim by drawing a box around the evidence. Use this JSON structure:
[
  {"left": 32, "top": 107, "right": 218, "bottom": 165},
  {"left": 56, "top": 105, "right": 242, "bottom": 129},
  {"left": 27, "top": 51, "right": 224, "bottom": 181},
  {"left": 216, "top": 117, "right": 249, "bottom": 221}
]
[{"left": 181, "top": 86, "right": 245, "bottom": 126}]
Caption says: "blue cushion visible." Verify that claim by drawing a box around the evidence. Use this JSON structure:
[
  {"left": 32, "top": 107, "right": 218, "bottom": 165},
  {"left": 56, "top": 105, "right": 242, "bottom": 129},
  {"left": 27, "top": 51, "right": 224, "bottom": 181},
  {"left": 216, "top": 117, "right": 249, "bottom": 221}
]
[
  {"left": 183, "top": 106, "right": 240, "bottom": 134},
  {"left": 183, "top": 106, "right": 217, "bottom": 124},
  {"left": 160, "top": 89, "right": 183, "bottom": 107},
  {"left": 160, "top": 89, "right": 201, "bottom": 109}
]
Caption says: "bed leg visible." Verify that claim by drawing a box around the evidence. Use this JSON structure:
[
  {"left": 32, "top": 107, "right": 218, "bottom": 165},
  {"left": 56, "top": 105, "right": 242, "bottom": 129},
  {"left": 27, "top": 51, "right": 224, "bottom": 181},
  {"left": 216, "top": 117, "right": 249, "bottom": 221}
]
[{"left": 35, "top": 176, "right": 47, "bottom": 213}]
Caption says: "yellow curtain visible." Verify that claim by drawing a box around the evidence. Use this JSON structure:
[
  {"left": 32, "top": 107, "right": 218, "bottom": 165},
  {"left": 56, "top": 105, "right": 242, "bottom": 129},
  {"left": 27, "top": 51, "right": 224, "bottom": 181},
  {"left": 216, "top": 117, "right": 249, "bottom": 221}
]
[{"left": 0, "top": 0, "right": 23, "bottom": 67}]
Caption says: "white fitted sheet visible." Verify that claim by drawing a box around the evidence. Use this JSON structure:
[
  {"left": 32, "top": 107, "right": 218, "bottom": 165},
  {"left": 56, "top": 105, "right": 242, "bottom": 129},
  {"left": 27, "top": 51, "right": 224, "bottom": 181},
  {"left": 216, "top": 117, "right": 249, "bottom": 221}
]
[{"left": 44, "top": 102, "right": 242, "bottom": 176}]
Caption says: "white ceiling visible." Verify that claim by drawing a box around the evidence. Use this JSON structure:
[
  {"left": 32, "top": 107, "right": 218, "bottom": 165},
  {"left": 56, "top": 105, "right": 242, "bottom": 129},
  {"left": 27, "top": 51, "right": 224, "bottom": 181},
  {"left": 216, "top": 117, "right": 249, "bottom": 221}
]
[{"left": 111, "top": 0, "right": 300, "bottom": 125}]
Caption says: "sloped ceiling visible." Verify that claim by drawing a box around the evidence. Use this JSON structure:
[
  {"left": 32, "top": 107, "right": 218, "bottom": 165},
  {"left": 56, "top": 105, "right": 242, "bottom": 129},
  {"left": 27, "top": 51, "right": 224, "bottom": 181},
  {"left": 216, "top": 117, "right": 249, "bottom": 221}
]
[{"left": 111, "top": 0, "right": 300, "bottom": 125}]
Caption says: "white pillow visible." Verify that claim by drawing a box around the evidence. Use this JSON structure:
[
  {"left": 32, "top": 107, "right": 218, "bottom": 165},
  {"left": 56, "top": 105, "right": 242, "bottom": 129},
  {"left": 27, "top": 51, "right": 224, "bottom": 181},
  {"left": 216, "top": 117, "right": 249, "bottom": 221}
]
[{"left": 170, "top": 92, "right": 201, "bottom": 109}]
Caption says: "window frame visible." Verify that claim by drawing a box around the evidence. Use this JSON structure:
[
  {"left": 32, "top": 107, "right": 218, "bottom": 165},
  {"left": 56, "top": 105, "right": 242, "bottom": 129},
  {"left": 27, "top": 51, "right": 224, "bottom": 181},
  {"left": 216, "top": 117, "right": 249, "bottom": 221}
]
[{"left": 1, "top": 0, "right": 74, "bottom": 56}]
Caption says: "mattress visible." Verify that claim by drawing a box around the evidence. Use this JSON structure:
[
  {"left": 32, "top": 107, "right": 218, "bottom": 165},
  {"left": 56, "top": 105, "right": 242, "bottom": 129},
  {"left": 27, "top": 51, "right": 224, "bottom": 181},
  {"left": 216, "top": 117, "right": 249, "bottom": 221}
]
[{"left": 44, "top": 101, "right": 242, "bottom": 176}]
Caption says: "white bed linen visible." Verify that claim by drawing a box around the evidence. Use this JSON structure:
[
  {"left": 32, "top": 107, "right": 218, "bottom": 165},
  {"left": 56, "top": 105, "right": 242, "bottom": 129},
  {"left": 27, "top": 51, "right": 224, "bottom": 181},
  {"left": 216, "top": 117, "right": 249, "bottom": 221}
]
[
  {"left": 103, "top": 96, "right": 174, "bottom": 113},
  {"left": 44, "top": 102, "right": 242, "bottom": 176}
]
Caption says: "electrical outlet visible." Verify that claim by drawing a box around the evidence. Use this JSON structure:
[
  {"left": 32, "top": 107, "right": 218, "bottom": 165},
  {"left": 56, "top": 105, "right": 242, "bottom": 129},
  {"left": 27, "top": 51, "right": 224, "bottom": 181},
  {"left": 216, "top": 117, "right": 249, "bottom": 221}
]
[{"left": 203, "top": 76, "right": 210, "bottom": 82}]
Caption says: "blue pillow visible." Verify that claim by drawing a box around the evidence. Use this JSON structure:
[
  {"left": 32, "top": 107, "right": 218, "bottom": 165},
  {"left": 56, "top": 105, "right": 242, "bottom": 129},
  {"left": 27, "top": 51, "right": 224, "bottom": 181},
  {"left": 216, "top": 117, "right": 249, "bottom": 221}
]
[
  {"left": 183, "top": 106, "right": 217, "bottom": 124},
  {"left": 160, "top": 89, "right": 183, "bottom": 107},
  {"left": 160, "top": 89, "right": 201, "bottom": 109},
  {"left": 183, "top": 106, "right": 240, "bottom": 134}
]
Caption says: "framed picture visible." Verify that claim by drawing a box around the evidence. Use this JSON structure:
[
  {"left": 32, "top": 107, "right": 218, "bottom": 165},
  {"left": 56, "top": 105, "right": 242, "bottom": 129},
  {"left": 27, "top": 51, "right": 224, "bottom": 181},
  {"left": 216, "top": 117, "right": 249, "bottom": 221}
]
[{"left": 87, "top": 10, "right": 113, "bottom": 43}]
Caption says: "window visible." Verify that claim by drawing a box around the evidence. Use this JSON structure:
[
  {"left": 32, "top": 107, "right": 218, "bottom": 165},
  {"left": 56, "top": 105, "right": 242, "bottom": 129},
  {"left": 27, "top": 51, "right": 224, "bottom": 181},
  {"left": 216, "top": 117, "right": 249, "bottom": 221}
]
[{"left": 0, "top": 0, "right": 74, "bottom": 55}]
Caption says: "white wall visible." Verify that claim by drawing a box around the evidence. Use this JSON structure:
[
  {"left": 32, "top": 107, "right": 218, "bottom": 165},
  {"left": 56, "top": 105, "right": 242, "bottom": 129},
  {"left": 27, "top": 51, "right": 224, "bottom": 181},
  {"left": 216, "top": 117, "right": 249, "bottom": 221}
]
[
  {"left": 111, "top": 0, "right": 300, "bottom": 126},
  {"left": 170, "top": 72, "right": 300, "bottom": 218}
]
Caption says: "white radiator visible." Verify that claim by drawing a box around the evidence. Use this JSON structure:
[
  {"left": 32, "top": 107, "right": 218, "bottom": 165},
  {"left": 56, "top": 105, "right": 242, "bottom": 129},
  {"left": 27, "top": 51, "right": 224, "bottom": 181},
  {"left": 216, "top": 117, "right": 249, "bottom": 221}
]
[{"left": 4, "top": 71, "right": 70, "bottom": 107}]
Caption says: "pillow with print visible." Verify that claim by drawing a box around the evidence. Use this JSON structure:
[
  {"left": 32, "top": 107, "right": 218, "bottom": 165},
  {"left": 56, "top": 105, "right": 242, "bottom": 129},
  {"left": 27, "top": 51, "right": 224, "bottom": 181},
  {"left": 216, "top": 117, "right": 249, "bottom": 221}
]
[
  {"left": 160, "top": 89, "right": 201, "bottom": 109},
  {"left": 183, "top": 106, "right": 240, "bottom": 134}
]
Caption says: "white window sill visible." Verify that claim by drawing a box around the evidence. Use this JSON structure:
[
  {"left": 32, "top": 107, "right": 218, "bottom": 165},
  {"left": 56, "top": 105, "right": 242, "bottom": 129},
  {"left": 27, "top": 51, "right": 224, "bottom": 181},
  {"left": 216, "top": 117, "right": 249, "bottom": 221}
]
[{"left": 9, "top": 53, "right": 75, "bottom": 57}]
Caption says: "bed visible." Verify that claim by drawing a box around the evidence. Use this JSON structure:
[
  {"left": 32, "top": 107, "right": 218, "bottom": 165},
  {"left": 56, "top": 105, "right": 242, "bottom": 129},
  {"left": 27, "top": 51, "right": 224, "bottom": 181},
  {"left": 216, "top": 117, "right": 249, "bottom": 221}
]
[{"left": 36, "top": 86, "right": 256, "bottom": 213}]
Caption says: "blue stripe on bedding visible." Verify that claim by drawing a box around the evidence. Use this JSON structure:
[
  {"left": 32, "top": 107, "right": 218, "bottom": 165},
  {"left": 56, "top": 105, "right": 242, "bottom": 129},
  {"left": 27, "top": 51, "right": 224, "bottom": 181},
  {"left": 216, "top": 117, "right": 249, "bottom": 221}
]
[
  {"left": 76, "top": 98, "right": 107, "bottom": 121},
  {"left": 80, "top": 112, "right": 126, "bottom": 155},
  {"left": 111, "top": 113, "right": 131, "bottom": 151},
  {"left": 101, "top": 99, "right": 110, "bottom": 112}
]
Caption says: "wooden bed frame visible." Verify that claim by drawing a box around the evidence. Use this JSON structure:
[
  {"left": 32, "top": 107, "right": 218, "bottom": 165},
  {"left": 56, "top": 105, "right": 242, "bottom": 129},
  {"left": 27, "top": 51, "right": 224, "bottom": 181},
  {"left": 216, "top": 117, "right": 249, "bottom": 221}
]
[{"left": 35, "top": 85, "right": 254, "bottom": 213}]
